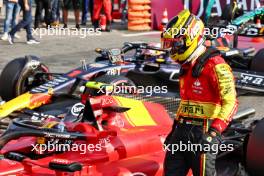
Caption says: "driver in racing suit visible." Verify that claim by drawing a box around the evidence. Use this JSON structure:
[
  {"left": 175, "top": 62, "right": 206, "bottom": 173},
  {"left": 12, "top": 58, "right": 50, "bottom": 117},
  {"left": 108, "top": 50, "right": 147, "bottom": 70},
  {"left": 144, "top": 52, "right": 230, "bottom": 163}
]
[{"left": 162, "top": 10, "right": 238, "bottom": 176}]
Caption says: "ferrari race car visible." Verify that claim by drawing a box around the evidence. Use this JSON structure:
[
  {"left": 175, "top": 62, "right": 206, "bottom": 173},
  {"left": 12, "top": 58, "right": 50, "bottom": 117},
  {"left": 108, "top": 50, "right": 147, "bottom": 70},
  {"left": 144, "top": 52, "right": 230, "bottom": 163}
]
[{"left": 0, "top": 83, "right": 263, "bottom": 176}]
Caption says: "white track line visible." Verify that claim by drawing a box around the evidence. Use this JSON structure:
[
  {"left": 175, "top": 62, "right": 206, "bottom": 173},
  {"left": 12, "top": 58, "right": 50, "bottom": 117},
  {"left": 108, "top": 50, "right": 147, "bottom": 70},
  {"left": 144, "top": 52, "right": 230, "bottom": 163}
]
[{"left": 122, "top": 31, "right": 161, "bottom": 37}]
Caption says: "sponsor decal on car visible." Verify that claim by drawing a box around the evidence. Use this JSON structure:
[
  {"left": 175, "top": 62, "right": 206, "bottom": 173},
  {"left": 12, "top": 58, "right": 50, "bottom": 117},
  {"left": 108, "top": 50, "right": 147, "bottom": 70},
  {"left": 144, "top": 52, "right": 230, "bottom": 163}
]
[
  {"left": 31, "top": 76, "right": 69, "bottom": 93},
  {"left": 106, "top": 68, "right": 121, "bottom": 75},
  {"left": 28, "top": 60, "right": 41, "bottom": 70},
  {"left": 43, "top": 132, "right": 71, "bottom": 138},
  {"left": 240, "top": 26, "right": 263, "bottom": 36},
  {"left": 71, "top": 103, "right": 85, "bottom": 116},
  {"left": 111, "top": 115, "right": 125, "bottom": 128},
  {"left": 224, "top": 50, "right": 240, "bottom": 57},
  {"left": 51, "top": 159, "right": 71, "bottom": 164},
  {"left": 240, "top": 73, "right": 264, "bottom": 86}
]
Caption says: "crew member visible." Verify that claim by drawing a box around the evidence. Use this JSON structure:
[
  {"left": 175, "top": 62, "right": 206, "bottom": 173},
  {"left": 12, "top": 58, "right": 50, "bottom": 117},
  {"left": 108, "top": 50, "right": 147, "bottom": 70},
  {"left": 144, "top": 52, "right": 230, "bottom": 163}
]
[
  {"left": 8, "top": 0, "right": 40, "bottom": 44},
  {"left": 93, "top": 0, "right": 112, "bottom": 31},
  {"left": 62, "top": 0, "right": 81, "bottom": 29},
  {"left": 162, "top": 10, "right": 238, "bottom": 176}
]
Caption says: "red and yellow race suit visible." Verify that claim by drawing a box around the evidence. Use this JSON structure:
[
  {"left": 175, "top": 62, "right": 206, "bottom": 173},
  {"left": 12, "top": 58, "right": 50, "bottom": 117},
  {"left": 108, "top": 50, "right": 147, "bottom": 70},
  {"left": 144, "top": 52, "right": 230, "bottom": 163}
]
[{"left": 176, "top": 55, "right": 238, "bottom": 133}]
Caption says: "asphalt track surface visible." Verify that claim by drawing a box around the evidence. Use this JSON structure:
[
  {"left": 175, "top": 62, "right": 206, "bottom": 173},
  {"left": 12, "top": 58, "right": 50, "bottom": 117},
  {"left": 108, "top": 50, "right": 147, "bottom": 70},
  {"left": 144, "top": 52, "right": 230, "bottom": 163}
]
[{"left": 0, "top": 14, "right": 263, "bottom": 119}]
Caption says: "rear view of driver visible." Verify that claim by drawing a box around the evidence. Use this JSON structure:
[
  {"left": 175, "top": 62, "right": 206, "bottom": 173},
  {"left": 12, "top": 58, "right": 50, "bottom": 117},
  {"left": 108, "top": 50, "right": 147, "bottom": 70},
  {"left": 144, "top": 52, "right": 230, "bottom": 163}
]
[{"left": 162, "top": 10, "right": 238, "bottom": 176}]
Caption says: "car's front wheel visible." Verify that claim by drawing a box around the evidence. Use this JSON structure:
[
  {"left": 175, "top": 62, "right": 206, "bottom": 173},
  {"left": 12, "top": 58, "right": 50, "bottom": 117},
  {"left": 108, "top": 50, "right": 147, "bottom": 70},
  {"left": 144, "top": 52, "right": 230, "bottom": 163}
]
[{"left": 0, "top": 56, "right": 50, "bottom": 101}]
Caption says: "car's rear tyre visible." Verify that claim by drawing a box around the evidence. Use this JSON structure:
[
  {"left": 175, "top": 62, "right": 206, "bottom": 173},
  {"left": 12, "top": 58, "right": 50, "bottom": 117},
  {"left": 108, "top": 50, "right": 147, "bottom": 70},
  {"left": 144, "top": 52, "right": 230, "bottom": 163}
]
[
  {"left": 235, "top": 164, "right": 249, "bottom": 176},
  {"left": 246, "top": 119, "right": 264, "bottom": 176},
  {"left": 0, "top": 56, "right": 50, "bottom": 101},
  {"left": 250, "top": 49, "right": 264, "bottom": 72}
]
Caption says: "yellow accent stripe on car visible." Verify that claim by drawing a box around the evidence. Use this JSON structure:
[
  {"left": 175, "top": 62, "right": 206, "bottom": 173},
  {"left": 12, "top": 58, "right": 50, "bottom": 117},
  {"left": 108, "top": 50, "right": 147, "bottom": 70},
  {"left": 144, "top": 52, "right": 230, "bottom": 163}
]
[
  {"left": 0, "top": 92, "right": 32, "bottom": 118},
  {"left": 0, "top": 92, "right": 52, "bottom": 119},
  {"left": 43, "top": 121, "right": 59, "bottom": 128},
  {"left": 86, "top": 81, "right": 107, "bottom": 89},
  {"left": 113, "top": 96, "right": 156, "bottom": 126}
]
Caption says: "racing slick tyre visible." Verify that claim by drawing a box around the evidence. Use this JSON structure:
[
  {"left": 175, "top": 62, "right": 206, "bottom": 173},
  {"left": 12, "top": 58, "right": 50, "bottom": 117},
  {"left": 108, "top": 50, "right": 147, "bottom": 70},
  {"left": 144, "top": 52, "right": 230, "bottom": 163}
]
[
  {"left": 250, "top": 49, "right": 264, "bottom": 72},
  {"left": 246, "top": 119, "right": 264, "bottom": 176},
  {"left": 94, "top": 75, "right": 136, "bottom": 87},
  {"left": 0, "top": 56, "right": 50, "bottom": 101}
]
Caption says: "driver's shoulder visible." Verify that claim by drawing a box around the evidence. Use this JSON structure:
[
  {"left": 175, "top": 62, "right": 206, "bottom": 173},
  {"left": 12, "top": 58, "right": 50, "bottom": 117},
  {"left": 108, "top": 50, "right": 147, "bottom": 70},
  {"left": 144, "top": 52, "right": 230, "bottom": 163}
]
[{"left": 207, "top": 55, "right": 227, "bottom": 68}]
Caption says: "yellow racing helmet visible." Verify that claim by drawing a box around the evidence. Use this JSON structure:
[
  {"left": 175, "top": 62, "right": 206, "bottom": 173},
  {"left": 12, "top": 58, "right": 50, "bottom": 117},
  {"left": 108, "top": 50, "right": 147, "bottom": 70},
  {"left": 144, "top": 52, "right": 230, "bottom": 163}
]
[{"left": 161, "top": 10, "right": 205, "bottom": 62}]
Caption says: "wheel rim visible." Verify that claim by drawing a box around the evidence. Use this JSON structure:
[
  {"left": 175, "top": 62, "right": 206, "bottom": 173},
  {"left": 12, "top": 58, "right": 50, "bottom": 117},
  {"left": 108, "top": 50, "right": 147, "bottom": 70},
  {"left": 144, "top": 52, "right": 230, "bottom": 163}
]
[{"left": 16, "top": 64, "right": 51, "bottom": 96}]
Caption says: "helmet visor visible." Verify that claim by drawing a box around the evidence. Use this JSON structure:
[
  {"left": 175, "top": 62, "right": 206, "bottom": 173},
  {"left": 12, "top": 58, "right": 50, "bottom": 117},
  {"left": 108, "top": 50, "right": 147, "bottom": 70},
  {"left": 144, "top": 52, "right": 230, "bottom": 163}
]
[{"left": 161, "top": 37, "right": 185, "bottom": 55}]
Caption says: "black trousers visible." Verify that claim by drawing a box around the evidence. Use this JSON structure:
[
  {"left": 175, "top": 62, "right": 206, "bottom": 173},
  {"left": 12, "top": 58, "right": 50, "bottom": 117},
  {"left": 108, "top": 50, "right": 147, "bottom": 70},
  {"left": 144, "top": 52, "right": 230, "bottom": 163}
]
[
  {"left": 163, "top": 121, "right": 217, "bottom": 176},
  {"left": 35, "top": 0, "right": 52, "bottom": 28}
]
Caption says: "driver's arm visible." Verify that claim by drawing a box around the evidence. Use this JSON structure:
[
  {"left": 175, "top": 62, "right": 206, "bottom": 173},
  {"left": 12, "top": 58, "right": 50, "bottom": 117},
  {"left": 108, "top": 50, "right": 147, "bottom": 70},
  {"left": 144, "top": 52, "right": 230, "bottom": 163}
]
[{"left": 210, "top": 59, "right": 238, "bottom": 133}]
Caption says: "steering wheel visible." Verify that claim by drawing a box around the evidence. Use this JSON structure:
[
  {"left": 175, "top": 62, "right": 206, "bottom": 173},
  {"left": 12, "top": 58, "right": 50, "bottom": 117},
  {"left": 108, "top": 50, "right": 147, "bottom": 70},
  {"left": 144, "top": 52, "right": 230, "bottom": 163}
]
[{"left": 108, "top": 48, "right": 124, "bottom": 64}]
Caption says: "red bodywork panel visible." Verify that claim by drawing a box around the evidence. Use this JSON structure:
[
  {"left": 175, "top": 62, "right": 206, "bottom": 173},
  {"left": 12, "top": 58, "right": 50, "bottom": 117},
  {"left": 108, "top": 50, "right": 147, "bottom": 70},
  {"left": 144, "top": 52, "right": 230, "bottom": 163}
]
[{"left": 0, "top": 95, "right": 185, "bottom": 176}]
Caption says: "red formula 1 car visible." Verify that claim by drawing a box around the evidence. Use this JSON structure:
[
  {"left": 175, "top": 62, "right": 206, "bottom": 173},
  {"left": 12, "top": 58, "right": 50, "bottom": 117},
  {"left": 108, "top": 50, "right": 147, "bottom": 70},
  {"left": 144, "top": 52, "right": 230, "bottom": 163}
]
[
  {"left": 0, "top": 83, "right": 173, "bottom": 176},
  {"left": 0, "top": 82, "right": 263, "bottom": 176}
]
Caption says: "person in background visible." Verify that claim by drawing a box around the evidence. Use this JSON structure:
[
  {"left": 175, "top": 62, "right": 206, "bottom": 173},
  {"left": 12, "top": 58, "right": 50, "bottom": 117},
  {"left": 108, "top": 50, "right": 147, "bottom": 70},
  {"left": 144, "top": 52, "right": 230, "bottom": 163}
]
[
  {"left": 62, "top": 0, "right": 81, "bottom": 29},
  {"left": 50, "top": 0, "right": 60, "bottom": 27},
  {"left": 81, "top": 0, "right": 93, "bottom": 25},
  {"left": 120, "top": 0, "right": 127, "bottom": 24},
  {"left": 34, "top": 0, "right": 52, "bottom": 28},
  {"left": 8, "top": 0, "right": 40, "bottom": 44},
  {"left": 0, "top": 0, "right": 3, "bottom": 14},
  {"left": 93, "top": 0, "right": 112, "bottom": 31},
  {"left": 1, "top": 0, "right": 21, "bottom": 41}
]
